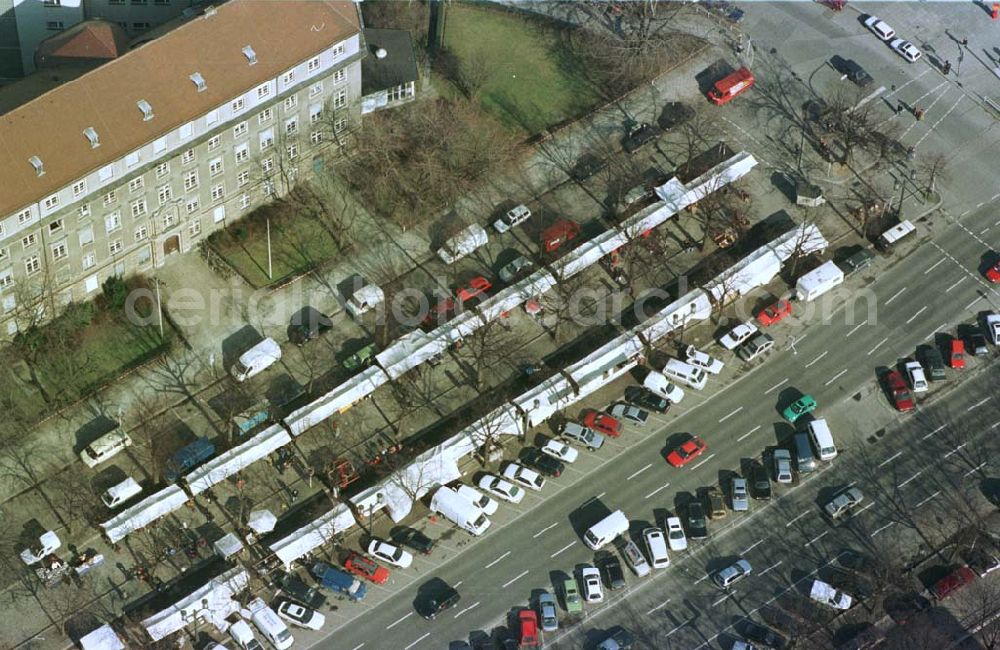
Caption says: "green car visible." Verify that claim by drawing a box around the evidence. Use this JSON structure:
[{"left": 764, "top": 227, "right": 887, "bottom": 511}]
[
  {"left": 783, "top": 394, "right": 817, "bottom": 423},
  {"left": 563, "top": 577, "right": 583, "bottom": 614},
  {"left": 342, "top": 343, "right": 377, "bottom": 371}
]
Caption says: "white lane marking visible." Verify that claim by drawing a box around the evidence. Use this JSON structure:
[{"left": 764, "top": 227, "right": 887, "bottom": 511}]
[
  {"left": 404, "top": 633, "right": 430, "bottom": 650},
  {"left": 805, "top": 530, "right": 829, "bottom": 547},
  {"left": 923, "top": 258, "right": 946, "bottom": 274},
  {"left": 627, "top": 463, "right": 653, "bottom": 480},
  {"left": 825, "top": 369, "right": 848, "bottom": 386},
  {"left": 845, "top": 320, "right": 868, "bottom": 337},
  {"left": 923, "top": 424, "right": 946, "bottom": 439},
  {"left": 765, "top": 378, "right": 789, "bottom": 394},
  {"left": 945, "top": 277, "right": 965, "bottom": 293},
  {"left": 805, "top": 351, "right": 828, "bottom": 368},
  {"left": 644, "top": 483, "right": 671, "bottom": 499},
  {"left": 666, "top": 622, "right": 689, "bottom": 637},
  {"left": 899, "top": 470, "right": 923, "bottom": 487},
  {"left": 885, "top": 287, "right": 906, "bottom": 304},
  {"left": 596, "top": 491, "right": 606, "bottom": 500},
  {"left": 738, "top": 425, "right": 761, "bottom": 442},
  {"left": 502, "top": 570, "right": 529, "bottom": 588},
  {"left": 351, "top": 645, "right": 365, "bottom": 650},
  {"left": 551, "top": 542, "right": 575, "bottom": 558},
  {"left": 965, "top": 462, "right": 988, "bottom": 476},
  {"left": 695, "top": 573, "right": 712, "bottom": 584},
  {"left": 454, "top": 602, "right": 480, "bottom": 618},
  {"left": 786, "top": 511, "right": 810, "bottom": 527},
  {"left": 712, "top": 594, "right": 730, "bottom": 607},
  {"left": 760, "top": 560, "right": 783, "bottom": 576},
  {"left": 719, "top": 406, "right": 743, "bottom": 423},
  {"left": 915, "top": 491, "right": 941, "bottom": 508},
  {"left": 453, "top": 581, "right": 463, "bottom": 588},
  {"left": 905, "top": 306, "right": 928, "bottom": 324},
  {"left": 967, "top": 397, "right": 990, "bottom": 411},
  {"left": 994, "top": 420, "right": 1000, "bottom": 429},
  {"left": 691, "top": 453, "right": 716, "bottom": 470},
  {"left": 742, "top": 539, "right": 765, "bottom": 555},
  {"left": 981, "top": 227, "right": 991, "bottom": 235},
  {"left": 533, "top": 523, "right": 557, "bottom": 539},
  {"left": 387, "top": 613, "right": 413, "bottom": 630},
  {"left": 867, "top": 337, "right": 889, "bottom": 356},
  {"left": 485, "top": 551, "right": 511, "bottom": 568},
  {"left": 856, "top": 502, "right": 875, "bottom": 515},
  {"left": 944, "top": 443, "right": 966, "bottom": 458},
  {"left": 871, "top": 522, "right": 895, "bottom": 537},
  {"left": 647, "top": 598, "right": 672, "bottom": 615},
  {"left": 879, "top": 451, "right": 903, "bottom": 467},
  {"left": 966, "top": 296, "right": 983, "bottom": 311}
]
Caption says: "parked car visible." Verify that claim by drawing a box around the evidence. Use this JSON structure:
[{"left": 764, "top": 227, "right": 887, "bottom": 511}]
[
  {"left": 455, "top": 484, "right": 500, "bottom": 516},
  {"left": 931, "top": 566, "right": 977, "bottom": 600},
  {"left": 517, "top": 609, "right": 540, "bottom": 649},
  {"left": 582, "top": 410, "right": 622, "bottom": 437},
  {"left": 344, "top": 552, "right": 390, "bottom": 584},
  {"left": 863, "top": 15, "right": 896, "bottom": 41},
  {"left": 456, "top": 276, "right": 493, "bottom": 302},
  {"left": 622, "top": 122, "right": 660, "bottom": 153},
  {"left": 80, "top": 428, "right": 132, "bottom": 468},
  {"left": 367, "top": 539, "right": 413, "bottom": 568},
  {"left": 391, "top": 527, "right": 435, "bottom": 555},
  {"left": 609, "top": 403, "right": 649, "bottom": 425},
  {"left": 643, "top": 527, "right": 671, "bottom": 569},
  {"left": 884, "top": 591, "right": 931, "bottom": 625},
  {"left": 275, "top": 571, "right": 326, "bottom": 610},
  {"left": 967, "top": 332, "right": 989, "bottom": 356},
  {"left": 772, "top": 449, "right": 793, "bottom": 483},
  {"left": 885, "top": 369, "right": 915, "bottom": 412},
  {"left": 715, "top": 558, "right": 752, "bottom": 589},
  {"left": 537, "top": 591, "right": 559, "bottom": 632},
  {"left": 478, "top": 475, "right": 524, "bottom": 503},
  {"left": 949, "top": 338, "right": 966, "bottom": 369},
  {"left": 922, "top": 346, "right": 947, "bottom": 380},
  {"left": 597, "top": 626, "right": 635, "bottom": 650},
  {"left": 624, "top": 386, "right": 669, "bottom": 413},
  {"left": 502, "top": 462, "right": 547, "bottom": 490},
  {"left": 666, "top": 434, "right": 707, "bottom": 467},
  {"left": 738, "top": 333, "right": 775, "bottom": 362},
  {"left": 984, "top": 313, "right": 1000, "bottom": 344},
  {"left": 570, "top": 153, "right": 607, "bottom": 181},
  {"left": 686, "top": 502, "right": 708, "bottom": 539},
  {"left": 621, "top": 539, "right": 651, "bottom": 577},
  {"left": 665, "top": 516, "right": 688, "bottom": 551},
  {"left": 598, "top": 553, "right": 626, "bottom": 590},
  {"left": 738, "top": 620, "right": 787, "bottom": 650},
  {"left": 756, "top": 299, "right": 792, "bottom": 326},
  {"left": 706, "top": 486, "right": 727, "bottom": 519},
  {"left": 720, "top": 321, "right": 759, "bottom": 350},
  {"left": 276, "top": 601, "right": 325, "bottom": 631},
  {"left": 783, "top": 394, "right": 817, "bottom": 423},
  {"left": 560, "top": 421, "right": 604, "bottom": 450},
  {"left": 905, "top": 360, "right": 928, "bottom": 393},
  {"left": 987, "top": 261, "right": 1000, "bottom": 283},
  {"left": 581, "top": 565, "right": 605, "bottom": 602},
  {"left": 685, "top": 345, "right": 725, "bottom": 373},
  {"left": 519, "top": 449, "right": 565, "bottom": 478},
  {"left": 493, "top": 204, "right": 531, "bottom": 234},
  {"left": 288, "top": 308, "right": 333, "bottom": 345},
  {"left": 825, "top": 487, "right": 864, "bottom": 520},
  {"left": 831, "top": 56, "right": 874, "bottom": 87},
  {"left": 731, "top": 477, "right": 749, "bottom": 512},
  {"left": 539, "top": 439, "right": 578, "bottom": 464},
  {"left": 416, "top": 578, "right": 461, "bottom": 620},
  {"left": 962, "top": 543, "right": 1000, "bottom": 577},
  {"left": 499, "top": 256, "right": 534, "bottom": 283},
  {"left": 890, "top": 38, "right": 922, "bottom": 63},
  {"left": 750, "top": 461, "right": 772, "bottom": 500},
  {"left": 562, "top": 577, "right": 583, "bottom": 614}
]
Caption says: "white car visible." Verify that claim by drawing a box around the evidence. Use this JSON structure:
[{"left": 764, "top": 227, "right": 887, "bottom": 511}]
[
  {"left": 621, "top": 539, "right": 651, "bottom": 577},
  {"left": 890, "top": 38, "right": 922, "bottom": 63},
  {"left": 773, "top": 449, "right": 793, "bottom": 483},
  {"left": 540, "top": 439, "right": 579, "bottom": 463},
  {"left": 685, "top": 345, "right": 725, "bottom": 374},
  {"left": 455, "top": 484, "right": 499, "bottom": 515},
  {"left": 904, "top": 360, "right": 928, "bottom": 393},
  {"left": 80, "top": 428, "right": 132, "bottom": 468},
  {"left": 643, "top": 527, "right": 671, "bottom": 569},
  {"left": 719, "top": 322, "right": 758, "bottom": 350},
  {"left": 863, "top": 15, "right": 895, "bottom": 41},
  {"left": 985, "top": 313, "right": 1000, "bottom": 345},
  {"left": 277, "top": 600, "right": 326, "bottom": 630},
  {"left": 478, "top": 474, "right": 525, "bottom": 503},
  {"left": 502, "top": 463, "right": 546, "bottom": 491},
  {"left": 580, "top": 565, "right": 604, "bottom": 602},
  {"left": 367, "top": 539, "right": 413, "bottom": 568},
  {"left": 665, "top": 516, "right": 688, "bottom": 551},
  {"left": 493, "top": 204, "right": 531, "bottom": 233}
]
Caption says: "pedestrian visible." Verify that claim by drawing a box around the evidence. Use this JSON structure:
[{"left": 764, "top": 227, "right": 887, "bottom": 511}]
[
  {"left": 961, "top": 37, "right": 968, "bottom": 46},
  {"left": 895, "top": 103, "right": 903, "bottom": 115}
]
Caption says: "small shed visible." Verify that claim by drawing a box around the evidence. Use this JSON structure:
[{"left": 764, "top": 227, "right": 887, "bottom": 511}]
[
  {"left": 795, "top": 181, "right": 826, "bottom": 207},
  {"left": 213, "top": 533, "right": 244, "bottom": 559}
]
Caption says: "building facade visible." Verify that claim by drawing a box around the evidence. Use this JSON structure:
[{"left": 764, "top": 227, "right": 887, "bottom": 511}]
[{"left": 0, "top": 0, "right": 363, "bottom": 336}]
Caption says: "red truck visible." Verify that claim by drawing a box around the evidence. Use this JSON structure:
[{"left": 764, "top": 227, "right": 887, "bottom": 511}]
[
  {"left": 540, "top": 220, "right": 581, "bottom": 253},
  {"left": 707, "top": 67, "right": 755, "bottom": 105}
]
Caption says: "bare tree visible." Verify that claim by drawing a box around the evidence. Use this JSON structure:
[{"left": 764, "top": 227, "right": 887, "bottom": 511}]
[
  {"left": 915, "top": 151, "right": 949, "bottom": 197},
  {"left": 454, "top": 316, "right": 520, "bottom": 391}
]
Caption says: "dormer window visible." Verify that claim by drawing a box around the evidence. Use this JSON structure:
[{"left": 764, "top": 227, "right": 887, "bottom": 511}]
[
  {"left": 29, "top": 156, "right": 44, "bottom": 177},
  {"left": 137, "top": 99, "right": 154, "bottom": 121},
  {"left": 242, "top": 45, "right": 257, "bottom": 65},
  {"left": 190, "top": 72, "right": 206, "bottom": 92},
  {"left": 83, "top": 127, "right": 100, "bottom": 148}
]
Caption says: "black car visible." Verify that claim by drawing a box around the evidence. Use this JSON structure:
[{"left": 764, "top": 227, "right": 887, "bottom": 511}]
[
  {"left": 622, "top": 122, "right": 660, "bottom": 153},
  {"left": 821, "top": 566, "right": 875, "bottom": 600},
  {"left": 288, "top": 307, "right": 333, "bottom": 345},
  {"left": 962, "top": 542, "right": 1000, "bottom": 577},
  {"left": 831, "top": 55, "right": 873, "bottom": 87},
  {"left": 416, "top": 578, "right": 460, "bottom": 620},
  {"left": 884, "top": 591, "right": 931, "bottom": 625},
  {"left": 739, "top": 619, "right": 788, "bottom": 650},
  {"left": 274, "top": 570, "right": 326, "bottom": 609},
  {"left": 657, "top": 101, "right": 695, "bottom": 131},
  {"left": 835, "top": 549, "right": 887, "bottom": 580},
  {"left": 686, "top": 501, "right": 708, "bottom": 539},
  {"left": 391, "top": 526, "right": 435, "bottom": 555},
  {"left": 521, "top": 448, "right": 565, "bottom": 477},
  {"left": 967, "top": 332, "right": 989, "bottom": 356},
  {"left": 750, "top": 461, "right": 772, "bottom": 500},
  {"left": 598, "top": 552, "right": 626, "bottom": 590},
  {"left": 839, "top": 246, "right": 875, "bottom": 277},
  {"left": 624, "top": 386, "right": 669, "bottom": 413},
  {"left": 570, "top": 153, "right": 607, "bottom": 181},
  {"left": 597, "top": 625, "right": 635, "bottom": 650}
]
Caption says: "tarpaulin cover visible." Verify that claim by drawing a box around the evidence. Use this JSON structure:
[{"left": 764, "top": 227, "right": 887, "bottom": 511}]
[
  {"left": 186, "top": 424, "right": 291, "bottom": 495},
  {"left": 247, "top": 509, "right": 277, "bottom": 533},
  {"left": 79, "top": 625, "right": 126, "bottom": 650},
  {"left": 269, "top": 505, "right": 357, "bottom": 568},
  {"left": 141, "top": 567, "right": 248, "bottom": 641},
  {"left": 100, "top": 485, "right": 188, "bottom": 544},
  {"left": 284, "top": 365, "right": 389, "bottom": 436}
]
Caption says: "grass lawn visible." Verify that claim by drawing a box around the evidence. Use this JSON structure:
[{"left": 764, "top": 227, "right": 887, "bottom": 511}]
[{"left": 441, "top": 4, "right": 603, "bottom": 135}]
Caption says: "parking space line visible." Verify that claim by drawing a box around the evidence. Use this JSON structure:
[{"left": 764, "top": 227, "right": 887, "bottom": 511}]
[
  {"left": 738, "top": 425, "right": 761, "bottom": 441},
  {"left": 759, "top": 560, "right": 782, "bottom": 576},
  {"left": 386, "top": 613, "right": 413, "bottom": 630},
  {"left": 871, "top": 522, "right": 895, "bottom": 537},
  {"left": 533, "top": 523, "right": 557, "bottom": 538},
  {"left": 899, "top": 470, "right": 923, "bottom": 488},
  {"left": 694, "top": 573, "right": 712, "bottom": 584},
  {"left": 923, "top": 424, "right": 946, "bottom": 439},
  {"left": 923, "top": 258, "right": 946, "bottom": 275},
  {"left": 644, "top": 483, "right": 670, "bottom": 500},
  {"left": 856, "top": 502, "right": 875, "bottom": 515},
  {"left": 967, "top": 397, "right": 990, "bottom": 411},
  {"left": 454, "top": 602, "right": 480, "bottom": 618},
  {"left": 867, "top": 338, "right": 888, "bottom": 356},
  {"left": 485, "top": 551, "right": 510, "bottom": 568},
  {"left": 502, "top": 570, "right": 529, "bottom": 588},
  {"left": 825, "top": 369, "right": 848, "bottom": 386},
  {"left": 805, "top": 351, "right": 828, "bottom": 368},
  {"left": 404, "top": 633, "right": 430, "bottom": 650},
  {"left": 915, "top": 491, "right": 941, "bottom": 508},
  {"left": 786, "top": 511, "right": 810, "bottom": 527},
  {"left": 764, "top": 378, "right": 788, "bottom": 394},
  {"left": 711, "top": 594, "right": 730, "bottom": 607},
  {"left": 879, "top": 451, "right": 903, "bottom": 467},
  {"left": 691, "top": 453, "right": 716, "bottom": 470},
  {"left": 551, "top": 542, "right": 575, "bottom": 558},
  {"left": 742, "top": 539, "right": 765, "bottom": 555},
  {"left": 944, "top": 443, "right": 966, "bottom": 458},
  {"left": 965, "top": 296, "right": 983, "bottom": 311},
  {"left": 351, "top": 644, "right": 365, "bottom": 650},
  {"left": 646, "top": 598, "right": 671, "bottom": 616},
  {"left": 845, "top": 320, "right": 867, "bottom": 337},
  {"left": 945, "top": 277, "right": 965, "bottom": 292},
  {"left": 719, "top": 406, "right": 743, "bottom": 423},
  {"left": 905, "top": 306, "right": 928, "bottom": 324},
  {"left": 627, "top": 463, "right": 652, "bottom": 480},
  {"left": 964, "top": 462, "right": 988, "bottom": 477},
  {"left": 885, "top": 287, "right": 906, "bottom": 305},
  {"left": 805, "top": 530, "right": 829, "bottom": 547}
]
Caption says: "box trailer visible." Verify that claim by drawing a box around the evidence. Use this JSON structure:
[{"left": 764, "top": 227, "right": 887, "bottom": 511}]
[{"left": 795, "top": 260, "right": 844, "bottom": 301}]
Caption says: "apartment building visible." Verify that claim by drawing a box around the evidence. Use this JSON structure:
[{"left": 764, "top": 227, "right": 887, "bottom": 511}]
[{"left": 0, "top": 0, "right": 363, "bottom": 336}]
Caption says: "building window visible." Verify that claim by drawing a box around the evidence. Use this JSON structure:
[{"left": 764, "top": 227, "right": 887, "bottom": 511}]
[
  {"left": 82, "top": 252, "right": 96, "bottom": 270},
  {"left": 334, "top": 118, "right": 347, "bottom": 133},
  {"left": 16, "top": 208, "right": 33, "bottom": 225},
  {"left": 208, "top": 135, "right": 221, "bottom": 151},
  {"left": 44, "top": 0, "right": 62, "bottom": 6},
  {"left": 137, "top": 246, "right": 151, "bottom": 266},
  {"left": 155, "top": 162, "right": 169, "bottom": 178},
  {"left": 43, "top": 194, "right": 60, "bottom": 211},
  {"left": 78, "top": 204, "right": 91, "bottom": 219},
  {"left": 237, "top": 170, "right": 250, "bottom": 187},
  {"left": 109, "top": 239, "right": 123, "bottom": 255},
  {"left": 233, "top": 121, "right": 248, "bottom": 138},
  {"left": 131, "top": 0, "right": 147, "bottom": 5},
  {"left": 154, "top": 0, "right": 169, "bottom": 5},
  {"left": 0, "top": 270, "right": 13, "bottom": 290},
  {"left": 186, "top": 198, "right": 200, "bottom": 214},
  {"left": 259, "top": 129, "right": 274, "bottom": 150},
  {"left": 22, "top": 233, "right": 37, "bottom": 249},
  {"left": 287, "top": 143, "right": 298, "bottom": 160},
  {"left": 179, "top": 122, "right": 193, "bottom": 139},
  {"left": 183, "top": 170, "right": 199, "bottom": 191},
  {"left": 24, "top": 255, "right": 42, "bottom": 275},
  {"left": 125, "top": 151, "right": 141, "bottom": 167},
  {"left": 284, "top": 95, "right": 298, "bottom": 111},
  {"left": 239, "top": 194, "right": 251, "bottom": 211},
  {"left": 235, "top": 143, "right": 250, "bottom": 164},
  {"left": 332, "top": 43, "right": 345, "bottom": 58},
  {"left": 231, "top": 97, "right": 245, "bottom": 113},
  {"left": 72, "top": 180, "right": 87, "bottom": 198},
  {"left": 307, "top": 56, "right": 320, "bottom": 73},
  {"left": 309, "top": 82, "right": 323, "bottom": 98},
  {"left": 332, "top": 68, "right": 346, "bottom": 85},
  {"left": 209, "top": 158, "right": 224, "bottom": 177},
  {"left": 256, "top": 83, "right": 271, "bottom": 100},
  {"left": 389, "top": 82, "right": 415, "bottom": 103},
  {"left": 79, "top": 226, "right": 94, "bottom": 246},
  {"left": 282, "top": 70, "right": 295, "bottom": 85},
  {"left": 181, "top": 148, "right": 195, "bottom": 165},
  {"left": 103, "top": 190, "right": 117, "bottom": 206},
  {"left": 134, "top": 225, "right": 148, "bottom": 241},
  {"left": 212, "top": 206, "right": 226, "bottom": 223},
  {"left": 48, "top": 219, "right": 63, "bottom": 234},
  {"left": 189, "top": 220, "right": 202, "bottom": 237},
  {"left": 206, "top": 108, "right": 219, "bottom": 125},
  {"left": 130, "top": 199, "right": 147, "bottom": 219},
  {"left": 105, "top": 212, "right": 121, "bottom": 232},
  {"left": 51, "top": 242, "right": 68, "bottom": 260},
  {"left": 128, "top": 176, "right": 144, "bottom": 193},
  {"left": 162, "top": 213, "right": 177, "bottom": 229},
  {"left": 309, "top": 105, "right": 323, "bottom": 124},
  {"left": 157, "top": 184, "right": 173, "bottom": 205},
  {"left": 153, "top": 137, "right": 167, "bottom": 154},
  {"left": 261, "top": 157, "right": 274, "bottom": 173},
  {"left": 258, "top": 108, "right": 273, "bottom": 124},
  {"left": 210, "top": 184, "right": 225, "bottom": 201},
  {"left": 310, "top": 131, "right": 323, "bottom": 145},
  {"left": 0, "top": 248, "right": 7, "bottom": 262},
  {"left": 46, "top": 21, "right": 65, "bottom": 31},
  {"left": 263, "top": 180, "right": 275, "bottom": 197},
  {"left": 133, "top": 22, "right": 151, "bottom": 31},
  {"left": 285, "top": 118, "right": 298, "bottom": 135},
  {"left": 333, "top": 90, "right": 347, "bottom": 109}
]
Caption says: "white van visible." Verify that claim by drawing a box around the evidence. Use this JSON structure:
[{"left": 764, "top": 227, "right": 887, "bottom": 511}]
[
  {"left": 662, "top": 359, "right": 707, "bottom": 390},
  {"left": 247, "top": 597, "right": 294, "bottom": 650},
  {"left": 877, "top": 220, "right": 915, "bottom": 252},
  {"left": 101, "top": 477, "right": 142, "bottom": 509},
  {"left": 229, "top": 619, "right": 264, "bottom": 650},
  {"left": 583, "top": 510, "right": 629, "bottom": 550},
  {"left": 437, "top": 224, "right": 489, "bottom": 265},
  {"left": 231, "top": 338, "right": 282, "bottom": 382},
  {"left": 795, "top": 261, "right": 844, "bottom": 302},
  {"left": 80, "top": 428, "right": 133, "bottom": 468},
  {"left": 642, "top": 371, "right": 685, "bottom": 403},
  {"left": 430, "top": 487, "right": 491, "bottom": 536},
  {"left": 807, "top": 419, "right": 837, "bottom": 461},
  {"left": 345, "top": 282, "right": 384, "bottom": 317}
]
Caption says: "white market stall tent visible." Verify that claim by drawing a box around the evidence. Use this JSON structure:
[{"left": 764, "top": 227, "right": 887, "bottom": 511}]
[
  {"left": 141, "top": 567, "right": 248, "bottom": 641},
  {"left": 268, "top": 504, "right": 357, "bottom": 568},
  {"left": 79, "top": 625, "right": 126, "bottom": 650},
  {"left": 100, "top": 485, "right": 189, "bottom": 544},
  {"left": 284, "top": 365, "right": 389, "bottom": 436},
  {"left": 185, "top": 424, "right": 291, "bottom": 495}
]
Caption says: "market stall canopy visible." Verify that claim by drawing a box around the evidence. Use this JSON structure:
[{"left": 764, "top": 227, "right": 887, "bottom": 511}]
[{"left": 247, "top": 509, "right": 277, "bottom": 533}]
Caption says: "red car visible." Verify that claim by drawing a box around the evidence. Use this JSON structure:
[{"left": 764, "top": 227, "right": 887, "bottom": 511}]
[
  {"left": 344, "top": 551, "right": 390, "bottom": 584},
  {"left": 423, "top": 296, "right": 456, "bottom": 327},
  {"left": 885, "top": 369, "right": 915, "bottom": 412},
  {"left": 931, "top": 565, "right": 977, "bottom": 600},
  {"left": 456, "top": 276, "right": 493, "bottom": 302},
  {"left": 518, "top": 609, "right": 540, "bottom": 649},
  {"left": 949, "top": 338, "right": 966, "bottom": 369},
  {"left": 582, "top": 410, "right": 621, "bottom": 438},
  {"left": 666, "top": 434, "right": 707, "bottom": 467},
  {"left": 756, "top": 299, "right": 792, "bottom": 326},
  {"left": 985, "top": 261, "right": 1000, "bottom": 283}
]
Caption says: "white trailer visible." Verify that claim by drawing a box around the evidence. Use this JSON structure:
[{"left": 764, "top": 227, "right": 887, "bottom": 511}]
[
  {"left": 430, "top": 486, "right": 491, "bottom": 536},
  {"left": 795, "top": 260, "right": 844, "bottom": 302}
]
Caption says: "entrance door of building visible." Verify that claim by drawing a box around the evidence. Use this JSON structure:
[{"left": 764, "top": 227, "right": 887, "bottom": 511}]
[{"left": 163, "top": 234, "right": 180, "bottom": 257}]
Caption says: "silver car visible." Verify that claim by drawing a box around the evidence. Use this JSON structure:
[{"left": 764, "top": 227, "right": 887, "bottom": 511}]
[
  {"left": 825, "top": 487, "right": 864, "bottom": 520},
  {"left": 731, "top": 477, "right": 749, "bottom": 512},
  {"left": 773, "top": 449, "right": 793, "bottom": 483},
  {"left": 621, "top": 539, "right": 651, "bottom": 577},
  {"left": 714, "top": 558, "right": 752, "bottom": 589},
  {"left": 537, "top": 591, "right": 559, "bottom": 632},
  {"left": 560, "top": 421, "right": 604, "bottom": 450},
  {"left": 738, "top": 333, "right": 775, "bottom": 362},
  {"left": 498, "top": 255, "right": 534, "bottom": 283}
]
